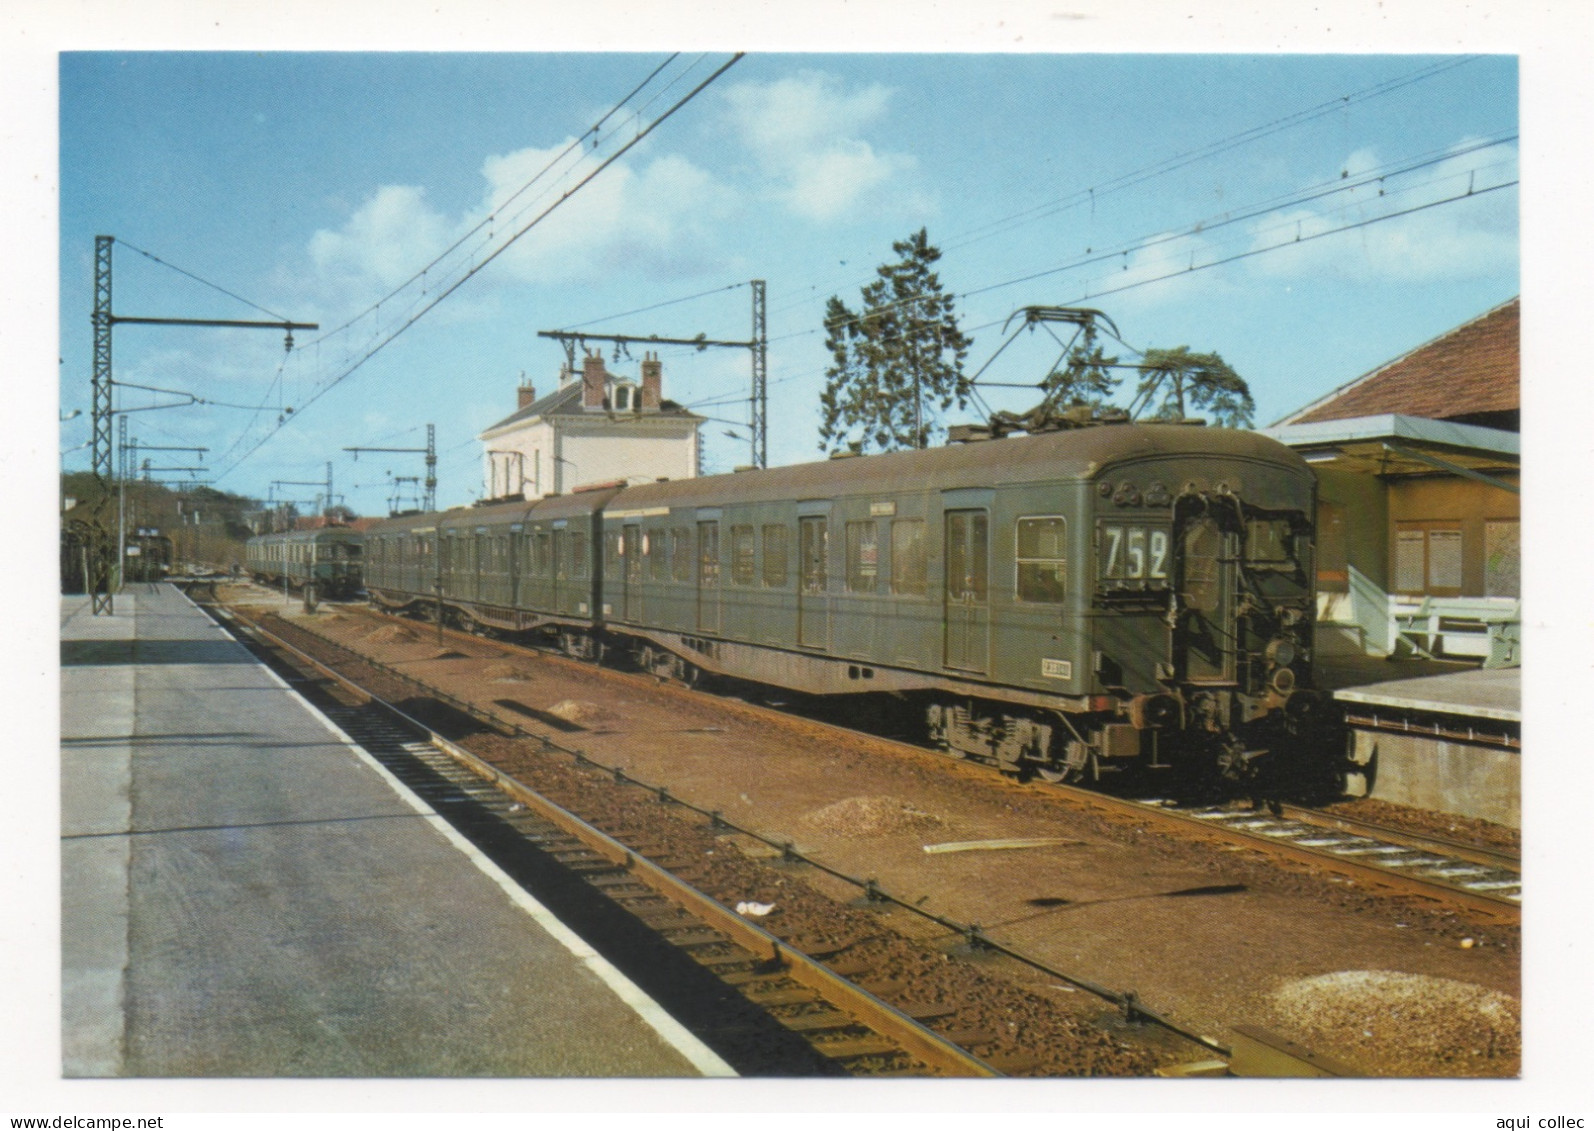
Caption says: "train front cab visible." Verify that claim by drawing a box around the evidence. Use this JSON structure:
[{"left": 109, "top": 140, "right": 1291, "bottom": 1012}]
[{"left": 1079, "top": 447, "right": 1319, "bottom": 789}]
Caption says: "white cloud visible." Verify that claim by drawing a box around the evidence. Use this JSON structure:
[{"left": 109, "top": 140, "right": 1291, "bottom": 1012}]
[
  {"left": 719, "top": 71, "right": 923, "bottom": 223},
  {"left": 1244, "top": 140, "right": 1518, "bottom": 283},
  {"left": 300, "top": 140, "right": 738, "bottom": 320},
  {"left": 307, "top": 184, "right": 453, "bottom": 292}
]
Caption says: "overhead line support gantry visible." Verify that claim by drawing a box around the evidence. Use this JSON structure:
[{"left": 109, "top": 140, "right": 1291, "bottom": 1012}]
[
  {"left": 87, "top": 235, "right": 317, "bottom": 613},
  {"left": 537, "top": 279, "right": 768, "bottom": 469}
]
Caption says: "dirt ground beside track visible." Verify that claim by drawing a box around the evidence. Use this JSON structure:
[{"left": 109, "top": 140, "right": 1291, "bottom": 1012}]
[{"left": 226, "top": 586, "right": 1521, "bottom": 1077}]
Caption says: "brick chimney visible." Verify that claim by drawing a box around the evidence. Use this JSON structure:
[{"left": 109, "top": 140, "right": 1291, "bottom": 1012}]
[
  {"left": 640, "top": 352, "right": 662, "bottom": 411},
  {"left": 581, "top": 351, "right": 607, "bottom": 409},
  {"left": 517, "top": 376, "right": 537, "bottom": 411}
]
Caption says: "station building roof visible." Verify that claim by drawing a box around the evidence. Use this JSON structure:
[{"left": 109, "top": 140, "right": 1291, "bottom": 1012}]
[{"left": 1274, "top": 297, "right": 1518, "bottom": 432}]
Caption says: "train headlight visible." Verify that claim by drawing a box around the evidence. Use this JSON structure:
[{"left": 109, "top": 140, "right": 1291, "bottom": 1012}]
[{"left": 1265, "top": 638, "right": 1296, "bottom": 668}]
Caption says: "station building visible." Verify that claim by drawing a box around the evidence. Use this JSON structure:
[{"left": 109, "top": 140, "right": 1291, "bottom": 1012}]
[
  {"left": 1263, "top": 297, "right": 1520, "bottom": 667},
  {"left": 478, "top": 351, "right": 704, "bottom": 501},
  {"left": 1265, "top": 297, "right": 1521, "bottom": 826}
]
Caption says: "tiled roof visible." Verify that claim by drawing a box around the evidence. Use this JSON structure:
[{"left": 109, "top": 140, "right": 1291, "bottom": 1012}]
[
  {"left": 480, "top": 382, "right": 584, "bottom": 433},
  {"left": 1279, "top": 297, "right": 1518, "bottom": 426}
]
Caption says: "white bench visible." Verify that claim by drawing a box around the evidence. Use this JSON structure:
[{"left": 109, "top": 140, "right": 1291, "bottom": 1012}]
[{"left": 1393, "top": 596, "right": 1520, "bottom": 669}]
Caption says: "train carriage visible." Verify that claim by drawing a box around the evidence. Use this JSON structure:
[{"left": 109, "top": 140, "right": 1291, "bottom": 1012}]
[
  {"left": 360, "top": 420, "right": 1329, "bottom": 792},
  {"left": 246, "top": 527, "right": 365, "bottom": 599}
]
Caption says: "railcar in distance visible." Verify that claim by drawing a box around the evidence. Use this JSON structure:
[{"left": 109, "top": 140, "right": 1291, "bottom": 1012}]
[{"left": 246, "top": 527, "right": 365, "bottom": 599}]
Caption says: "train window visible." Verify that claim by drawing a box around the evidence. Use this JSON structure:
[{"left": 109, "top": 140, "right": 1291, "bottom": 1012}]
[
  {"left": 1181, "top": 520, "right": 1222, "bottom": 612},
  {"left": 762, "top": 525, "right": 789, "bottom": 587},
  {"left": 1016, "top": 516, "right": 1067, "bottom": 603},
  {"left": 533, "top": 531, "right": 551, "bottom": 577},
  {"left": 1244, "top": 519, "right": 1294, "bottom": 566},
  {"left": 731, "top": 525, "right": 756, "bottom": 586},
  {"left": 845, "top": 521, "right": 879, "bottom": 592},
  {"left": 649, "top": 528, "right": 670, "bottom": 581},
  {"left": 672, "top": 526, "right": 694, "bottom": 582},
  {"left": 800, "top": 517, "right": 828, "bottom": 595},
  {"left": 698, "top": 521, "right": 720, "bottom": 589},
  {"left": 569, "top": 531, "right": 590, "bottom": 579},
  {"left": 945, "top": 510, "right": 988, "bottom": 602},
  {"left": 890, "top": 519, "right": 927, "bottom": 596},
  {"left": 605, "top": 531, "right": 621, "bottom": 576}
]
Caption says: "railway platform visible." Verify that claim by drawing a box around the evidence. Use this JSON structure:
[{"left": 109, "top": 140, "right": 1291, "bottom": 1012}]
[
  {"left": 1316, "top": 652, "right": 1520, "bottom": 827},
  {"left": 59, "top": 582, "right": 733, "bottom": 1078}
]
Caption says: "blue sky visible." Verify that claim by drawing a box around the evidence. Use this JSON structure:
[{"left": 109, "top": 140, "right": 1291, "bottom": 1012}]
[{"left": 56, "top": 50, "right": 1518, "bottom": 515}]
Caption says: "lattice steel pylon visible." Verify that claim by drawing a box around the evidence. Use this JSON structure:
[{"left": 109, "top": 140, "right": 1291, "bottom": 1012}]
[
  {"left": 750, "top": 279, "right": 767, "bottom": 470},
  {"left": 536, "top": 278, "right": 770, "bottom": 469},
  {"left": 83, "top": 234, "right": 317, "bottom": 613},
  {"left": 88, "top": 237, "right": 115, "bottom": 613}
]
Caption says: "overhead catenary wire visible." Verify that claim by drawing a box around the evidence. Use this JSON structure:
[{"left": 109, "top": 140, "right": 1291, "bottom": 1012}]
[{"left": 213, "top": 53, "right": 745, "bottom": 484}]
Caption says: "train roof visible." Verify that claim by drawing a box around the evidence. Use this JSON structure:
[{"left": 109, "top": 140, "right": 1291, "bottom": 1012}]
[
  {"left": 609, "top": 423, "right": 1308, "bottom": 510},
  {"left": 248, "top": 526, "right": 364, "bottom": 544},
  {"left": 363, "top": 425, "right": 1306, "bottom": 535}
]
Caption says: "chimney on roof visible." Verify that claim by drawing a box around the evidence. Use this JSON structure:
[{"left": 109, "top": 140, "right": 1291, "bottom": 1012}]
[
  {"left": 517, "top": 371, "right": 537, "bottom": 410},
  {"left": 582, "top": 350, "right": 606, "bottom": 409},
  {"left": 641, "top": 352, "right": 662, "bottom": 410}
]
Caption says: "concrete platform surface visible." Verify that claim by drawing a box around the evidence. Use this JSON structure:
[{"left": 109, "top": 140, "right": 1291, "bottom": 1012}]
[
  {"left": 1331, "top": 666, "right": 1521, "bottom": 722},
  {"left": 60, "top": 583, "right": 732, "bottom": 1078}
]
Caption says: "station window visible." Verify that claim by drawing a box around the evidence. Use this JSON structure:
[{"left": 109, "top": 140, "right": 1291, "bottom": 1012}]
[
  {"left": 1015, "top": 516, "right": 1067, "bottom": 603},
  {"left": 890, "top": 519, "right": 927, "bottom": 596},
  {"left": 1395, "top": 522, "right": 1463, "bottom": 596},
  {"left": 762, "top": 524, "right": 789, "bottom": 588},
  {"left": 1485, "top": 519, "right": 1520, "bottom": 599},
  {"left": 731, "top": 525, "right": 756, "bottom": 586},
  {"left": 1316, "top": 501, "right": 1348, "bottom": 593},
  {"left": 845, "top": 520, "right": 879, "bottom": 593}
]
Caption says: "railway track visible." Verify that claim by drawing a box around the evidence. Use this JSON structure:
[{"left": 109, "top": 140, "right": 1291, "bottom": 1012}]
[
  {"left": 1121, "top": 799, "right": 1520, "bottom": 920},
  {"left": 211, "top": 601, "right": 1019, "bottom": 1077},
  {"left": 261, "top": 595, "right": 1522, "bottom": 925}
]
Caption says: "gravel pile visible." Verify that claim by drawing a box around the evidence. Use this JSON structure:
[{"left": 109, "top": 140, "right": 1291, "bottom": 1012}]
[
  {"left": 1269, "top": 969, "right": 1519, "bottom": 1076},
  {"left": 546, "top": 699, "right": 617, "bottom": 725},
  {"left": 801, "top": 795, "right": 948, "bottom": 837},
  {"left": 363, "top": 624, "right": 419, "bottom": 644}
]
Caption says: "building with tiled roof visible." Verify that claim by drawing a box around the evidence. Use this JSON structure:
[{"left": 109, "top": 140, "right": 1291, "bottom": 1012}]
[
  {"left": 477, "top": 350, "right": 703, "bottom": 500},
  {"left": 1277, "top": 297, "right": 1518, "bottom": 431},
  {"left": 1263, "top": 297, "right": 1519, "bottom": 666}
]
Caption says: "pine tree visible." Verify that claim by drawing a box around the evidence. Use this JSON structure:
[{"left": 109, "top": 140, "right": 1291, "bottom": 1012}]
[
  {"left": 1131, "top": 346, "right": 1255, "bottom": 428},
  {"left": 818, "top": 229, "right": 972, "bottom": 454},
  {"left": 1040, "top": 321, "right": 1119, "bottom": 410}
]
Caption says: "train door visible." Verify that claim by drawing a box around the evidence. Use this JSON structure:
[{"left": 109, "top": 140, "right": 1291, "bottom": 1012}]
[
  {"left": 798, "top": 514, "right": 829, "bottom": 648},
  {"left": 943, "top": 508, "right": 990, "bottom": 673},
  {"left": 696, "top": 520, "right": 720, "bottom": 632},
  {"left": 550, "top": 526, "right": 566, "bottom": 610},
  {"left": 1176, "top": 514, "right": 1235, "bottom": 682},
  {"left": 623, "top": 524, "right": 644, "bottom": 622}
]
